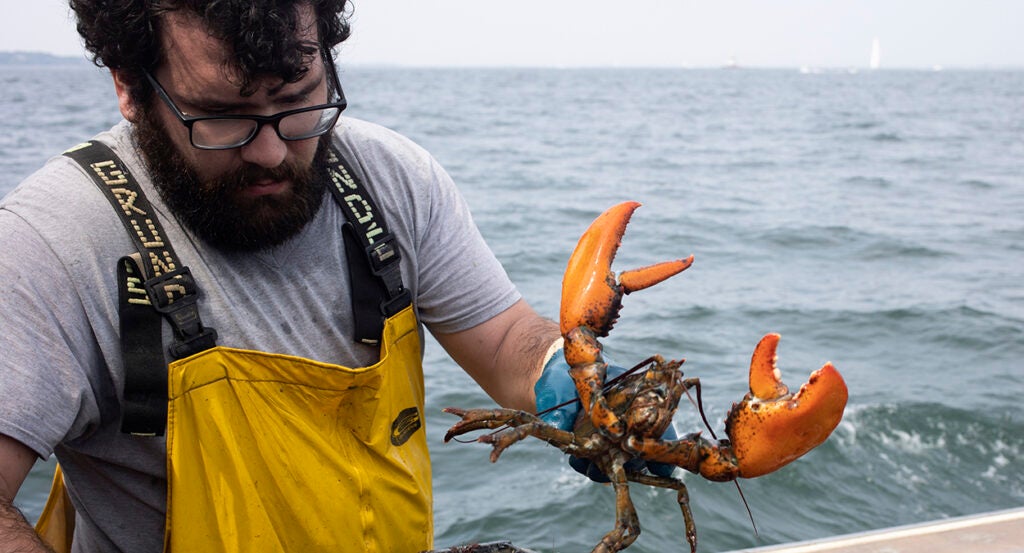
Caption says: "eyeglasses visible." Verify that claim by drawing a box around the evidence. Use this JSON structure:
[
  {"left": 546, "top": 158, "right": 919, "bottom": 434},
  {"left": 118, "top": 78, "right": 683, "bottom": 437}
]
[{"left": 143, "top": 58, "right": 347, "bottom": 150}]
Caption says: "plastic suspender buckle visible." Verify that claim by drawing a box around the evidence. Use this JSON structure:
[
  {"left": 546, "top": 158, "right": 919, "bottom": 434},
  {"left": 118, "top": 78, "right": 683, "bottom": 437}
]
[
  {"left": 143, "top": 267, "right": 218, "bottom": 359},
  {"left": 366, "top": 234, "right": 411, "bottom": 318},
  {"left": 380, "top": 288, "right": 412, "bottom": 318},
  {"left": 367, "top": 234, "right": 399, "bottom": 274}
]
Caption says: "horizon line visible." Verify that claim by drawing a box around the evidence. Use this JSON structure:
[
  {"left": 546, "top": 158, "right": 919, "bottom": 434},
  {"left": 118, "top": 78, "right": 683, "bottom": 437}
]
[{"left": 2, "top": 50, "right": 1021, "bottom": 72}]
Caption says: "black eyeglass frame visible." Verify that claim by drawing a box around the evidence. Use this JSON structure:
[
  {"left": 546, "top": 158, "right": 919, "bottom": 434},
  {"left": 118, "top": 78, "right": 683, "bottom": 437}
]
[{"left": 143, "top": 53, "right": 347, "bottom": 150}]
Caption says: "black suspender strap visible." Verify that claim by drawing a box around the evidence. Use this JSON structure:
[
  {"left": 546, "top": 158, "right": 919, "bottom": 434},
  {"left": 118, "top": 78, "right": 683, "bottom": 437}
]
[
  {"left": 116, "top": 254, "right": 167, "bottom": 435},
  {"left": 63, "top": 141, "right": 218, "bottom": 357},
  {"left": 325, "top": 144, "right": 411, "bottom": 345},
  {"left": 64, "top": 141, "right": 217, "bottom": 435}
]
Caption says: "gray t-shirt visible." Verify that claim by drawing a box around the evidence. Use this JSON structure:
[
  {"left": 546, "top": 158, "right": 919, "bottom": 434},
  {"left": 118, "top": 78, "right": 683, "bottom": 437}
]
[{"left": 0, "top": 117, "right": 520, "bottom": 552}]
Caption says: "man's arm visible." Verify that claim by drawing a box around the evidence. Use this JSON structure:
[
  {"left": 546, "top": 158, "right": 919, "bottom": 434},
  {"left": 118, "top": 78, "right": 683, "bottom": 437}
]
[
  {"left": 433, "top": 299, "right": 561, "bottom": 412},
  {"left": 0, "top": 434, "right": 52, "bottom": 552}
]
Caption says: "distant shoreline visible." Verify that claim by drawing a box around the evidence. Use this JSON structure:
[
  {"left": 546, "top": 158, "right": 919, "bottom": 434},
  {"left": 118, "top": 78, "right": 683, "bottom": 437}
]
[{"left": 0, "top": 51, "right": 89, "bottom": 66}]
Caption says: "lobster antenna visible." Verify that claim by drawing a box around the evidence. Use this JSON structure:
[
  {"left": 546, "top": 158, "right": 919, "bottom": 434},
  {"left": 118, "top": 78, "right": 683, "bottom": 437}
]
[
  {"left": 735, "top": 481, "right": 759, "bottom": 537},
  {"left": 605, "top": 356, "right": 658, "bottom": 388},
  {"left": 682, "top": 380, "right": 718, "bottom": 441}
]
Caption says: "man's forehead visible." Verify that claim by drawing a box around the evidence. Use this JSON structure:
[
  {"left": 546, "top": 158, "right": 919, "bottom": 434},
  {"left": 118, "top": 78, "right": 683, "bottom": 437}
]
[
  {"left": 157, "top": 5, "right": 321, "bottom": 94},
  {"left": 159, "top": 12, "right": 233, "bottom": 81}
]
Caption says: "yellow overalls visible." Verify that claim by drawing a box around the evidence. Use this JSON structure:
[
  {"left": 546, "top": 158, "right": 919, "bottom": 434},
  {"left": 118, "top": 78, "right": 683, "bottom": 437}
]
[{"left": 38, "top": 306, "right": 432, "bottom": 552}]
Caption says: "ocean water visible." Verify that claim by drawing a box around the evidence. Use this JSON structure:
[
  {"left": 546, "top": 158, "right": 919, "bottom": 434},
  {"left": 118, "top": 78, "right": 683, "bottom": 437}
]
[{"left": 2, "top": 64, "right": 1022, "bottom": 552}]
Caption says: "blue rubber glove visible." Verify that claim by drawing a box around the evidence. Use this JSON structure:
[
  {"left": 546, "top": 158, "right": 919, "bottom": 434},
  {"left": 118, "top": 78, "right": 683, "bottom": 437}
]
[{"left": 535, "top": 348, "right": 678, "bottom": 482}]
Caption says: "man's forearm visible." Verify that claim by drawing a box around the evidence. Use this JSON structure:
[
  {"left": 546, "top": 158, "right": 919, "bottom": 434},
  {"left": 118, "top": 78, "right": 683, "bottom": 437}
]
[
  {"left": 0, "top": 499, "right": 53, "bottom": 553},
  {"left": 435, "top": 299, "right": 562, "bottom": 412},
  {"left": 494, "top": 313, "right": 561, "bottom": 411}
]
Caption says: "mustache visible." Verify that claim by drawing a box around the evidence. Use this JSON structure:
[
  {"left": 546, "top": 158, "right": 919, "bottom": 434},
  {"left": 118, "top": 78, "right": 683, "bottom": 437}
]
[{"left": 218, "top": 161, "right": 313, "bottom": 192}]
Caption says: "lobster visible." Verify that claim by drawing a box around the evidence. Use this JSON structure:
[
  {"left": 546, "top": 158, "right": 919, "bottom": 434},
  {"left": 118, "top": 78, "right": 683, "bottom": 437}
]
[{"left": 444, "top": 201, "right": 848, "bottom": 552}]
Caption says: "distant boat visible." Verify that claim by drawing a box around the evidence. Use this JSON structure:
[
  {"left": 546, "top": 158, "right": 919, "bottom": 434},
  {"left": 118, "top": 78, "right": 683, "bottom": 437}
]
[
  {"left": 723, "top": 55, "right": 739, "bottom": 69},
  {"left": 869, "top": 37, "right": 881, "bottom": 69}
]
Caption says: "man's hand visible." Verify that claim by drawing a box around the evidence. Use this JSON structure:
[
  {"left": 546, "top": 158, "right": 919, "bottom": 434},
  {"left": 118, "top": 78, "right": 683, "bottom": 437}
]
[{"left": 534, "top": 349, "right": 678, "bottom": 482}]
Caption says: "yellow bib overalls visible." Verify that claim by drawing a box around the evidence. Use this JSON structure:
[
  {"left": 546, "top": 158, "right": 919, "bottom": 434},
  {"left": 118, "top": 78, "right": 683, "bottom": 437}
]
[
  {"left": 39, "top": 307, "right": 432, "bottom": 552},
  {"left": 164, "top": 306, "right": 431, "bottom": 552}
]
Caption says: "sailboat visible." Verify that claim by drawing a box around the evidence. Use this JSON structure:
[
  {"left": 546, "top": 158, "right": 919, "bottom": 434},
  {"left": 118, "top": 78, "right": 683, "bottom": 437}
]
[{"left": 869, "top": 37, "right": 881, "bottom": 69}]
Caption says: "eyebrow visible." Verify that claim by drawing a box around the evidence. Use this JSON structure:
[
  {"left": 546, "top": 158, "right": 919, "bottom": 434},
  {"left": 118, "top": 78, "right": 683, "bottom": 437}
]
[{"left": 182, "top": 71, "right": 326, "bottom": 113}]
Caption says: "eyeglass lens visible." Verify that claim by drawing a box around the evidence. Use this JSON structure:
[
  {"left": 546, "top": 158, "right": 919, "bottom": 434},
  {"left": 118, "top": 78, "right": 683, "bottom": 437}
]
[{"left": 191, "top": 107, "right": 343, "bottom": 149}]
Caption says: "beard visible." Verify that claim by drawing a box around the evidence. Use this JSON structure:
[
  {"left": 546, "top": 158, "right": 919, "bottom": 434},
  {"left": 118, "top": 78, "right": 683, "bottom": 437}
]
[{"left": 133, "top": 107, "right": 329, "bottom": 253}]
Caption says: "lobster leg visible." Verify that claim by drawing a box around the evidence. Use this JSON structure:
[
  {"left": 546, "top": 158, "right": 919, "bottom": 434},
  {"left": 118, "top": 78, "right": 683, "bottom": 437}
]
[
  {"left": 625, "top": 433, "right": 740, "bottom": 483},
  {"left": 592, "top": 450, "right": 641, "bottom": 553},
  {"left": 481, "top": 422, "right": 579, "bottom": 463},
  {"left": 443, "top": 407, "right": 579, "bottom": 463},
  {"left": 442, "top": 407, "right": 526, "bottom": 440},
  {"left": 626, "top": 472, "right": 697, "bottom": 553}
]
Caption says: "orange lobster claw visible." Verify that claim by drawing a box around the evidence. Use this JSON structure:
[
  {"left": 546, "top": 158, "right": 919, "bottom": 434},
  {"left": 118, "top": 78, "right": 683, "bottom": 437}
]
[
  {"left": 726, "top": 334, "right": 848, "bottom": 478},
  {"left": 559, "top": 201, "right": 694, "bottom": 439},
  {"left": 560, "top": 201, "right": 693, "bottom": 366}
]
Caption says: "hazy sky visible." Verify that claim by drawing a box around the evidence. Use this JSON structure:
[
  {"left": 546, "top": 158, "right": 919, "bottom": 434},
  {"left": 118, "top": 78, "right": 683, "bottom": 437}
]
[{"left": 4, "top": 0, "right": 1023, "bottom": 69}]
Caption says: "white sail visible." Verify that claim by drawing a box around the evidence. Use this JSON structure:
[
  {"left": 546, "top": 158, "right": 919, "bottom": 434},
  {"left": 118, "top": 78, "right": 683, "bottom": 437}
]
[{"left": 870, "top": 37, "right": 881, "bottom": 69}]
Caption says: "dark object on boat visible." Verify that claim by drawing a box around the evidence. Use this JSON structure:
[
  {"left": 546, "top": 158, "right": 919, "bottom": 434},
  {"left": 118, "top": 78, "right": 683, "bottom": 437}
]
[{"left": 423, "top": 541, "right": 540, "bottom": 553}]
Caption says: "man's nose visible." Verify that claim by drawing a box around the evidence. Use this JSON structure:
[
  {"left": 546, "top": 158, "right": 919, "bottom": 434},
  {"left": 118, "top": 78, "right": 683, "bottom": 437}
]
[{"left": 239, "top": 124, "right": 288, "bottom": 168}]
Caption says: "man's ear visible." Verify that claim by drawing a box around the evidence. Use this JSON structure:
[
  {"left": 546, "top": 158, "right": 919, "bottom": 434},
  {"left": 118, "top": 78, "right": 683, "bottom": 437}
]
[{"left": 110, "top": 69, "right": 140, "bottom": 122}]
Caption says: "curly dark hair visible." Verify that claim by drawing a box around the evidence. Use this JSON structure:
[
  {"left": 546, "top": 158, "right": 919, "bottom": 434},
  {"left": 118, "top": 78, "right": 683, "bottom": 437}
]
[{"left": 70, "top": 0, "right": 351, "bottom": 105}]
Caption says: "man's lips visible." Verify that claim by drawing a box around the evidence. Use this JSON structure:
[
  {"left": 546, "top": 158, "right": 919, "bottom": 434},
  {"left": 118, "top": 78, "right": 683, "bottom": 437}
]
[{"left": 242, "top": 179, "right": 290, "bottom": 197}]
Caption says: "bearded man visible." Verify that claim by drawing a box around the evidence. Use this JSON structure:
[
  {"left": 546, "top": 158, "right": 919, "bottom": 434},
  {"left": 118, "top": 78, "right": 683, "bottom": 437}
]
[{"left": 0, "top": 1, "right": 571, "bottom": 551}]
